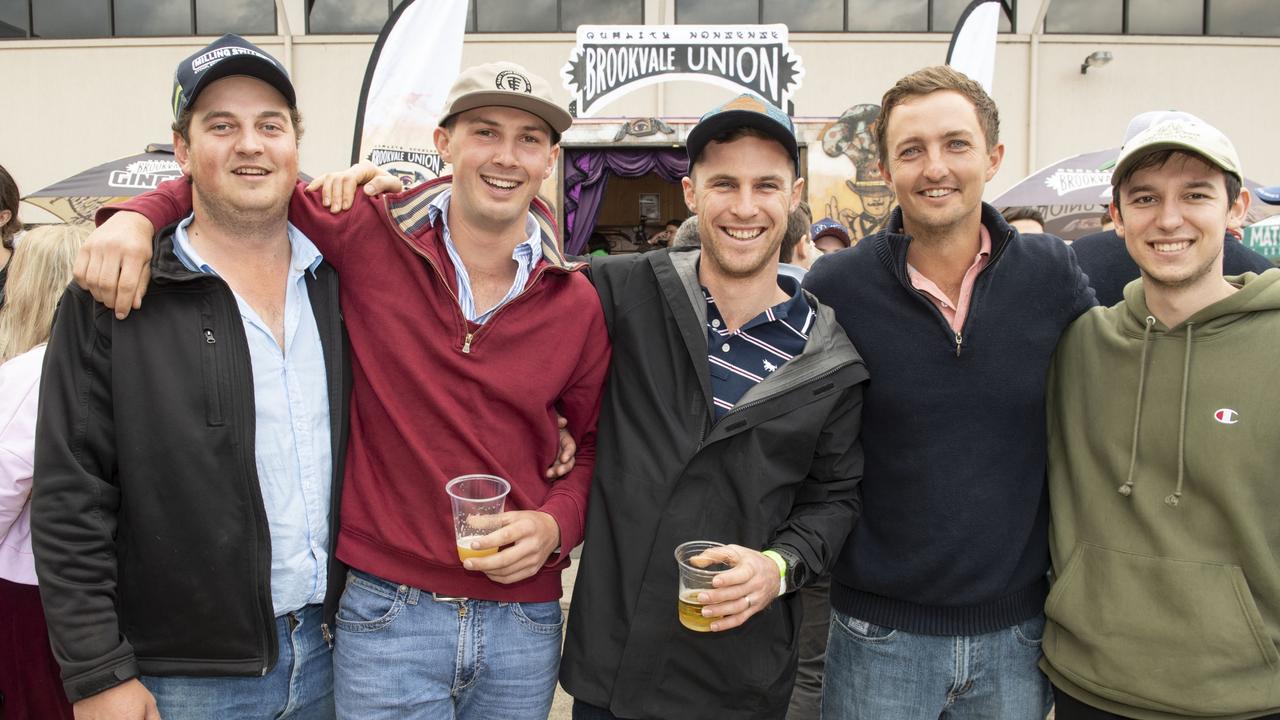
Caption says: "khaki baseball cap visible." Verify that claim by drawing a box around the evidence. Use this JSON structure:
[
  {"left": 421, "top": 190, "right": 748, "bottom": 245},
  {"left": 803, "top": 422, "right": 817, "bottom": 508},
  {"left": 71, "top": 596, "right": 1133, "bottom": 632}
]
[
  {"left": 438, "top": 62, "right": 572, "bottom": 135},
  {"left": 1111, "top": 117, "right": 1243, "bottom": 186}
]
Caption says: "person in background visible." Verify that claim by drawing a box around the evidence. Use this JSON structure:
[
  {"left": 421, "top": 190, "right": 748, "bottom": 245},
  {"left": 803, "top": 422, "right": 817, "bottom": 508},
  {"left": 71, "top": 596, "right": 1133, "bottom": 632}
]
[
  {"left": 778, "top": 200, "right": 818, "bottom": 279},
  {"left": 0, "top": 164, "right": 22, "bottom": 307},
  {"left": 1001, "top": 206, "right": 1046, "bottom": 236},
  {"left": 1098, "top": 211, "right": 1113, "bottom": 232},
  {"left": 0, "top": 223, "right": 87, "bottom": 720},
  {"left": 810, "top": 217, "right": 852, "bottom": 255},
  {"left": 1073, "top": 110, "right": 1272, "bottom": 306},
  {"left": 587, "top": 232, "right": 612, "bottom": 257},
  {"left": 647, "top": 218, "right": 683, "bottom": 249}
]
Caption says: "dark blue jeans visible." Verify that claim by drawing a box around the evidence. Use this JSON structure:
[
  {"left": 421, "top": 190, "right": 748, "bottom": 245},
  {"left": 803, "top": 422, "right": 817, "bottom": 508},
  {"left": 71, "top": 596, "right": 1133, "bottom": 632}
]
[{"left": 823, "top": 609, "right": 1052, "bottom": 720}]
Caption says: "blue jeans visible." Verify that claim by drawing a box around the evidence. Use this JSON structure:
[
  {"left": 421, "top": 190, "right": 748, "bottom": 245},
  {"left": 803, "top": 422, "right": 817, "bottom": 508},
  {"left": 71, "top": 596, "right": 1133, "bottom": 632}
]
[
  {"left": 141, "top": 604, "right": 334, "bottom": 720},
  {"left": 822, "top": 609, "right": 1052, "bottom": 720},
  {"left": 332, "top": 569, "right": 563, "bottom": 720}
]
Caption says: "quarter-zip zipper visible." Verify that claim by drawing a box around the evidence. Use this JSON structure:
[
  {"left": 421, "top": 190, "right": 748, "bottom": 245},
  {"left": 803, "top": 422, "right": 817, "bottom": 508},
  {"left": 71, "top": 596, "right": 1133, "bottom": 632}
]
[
  {"left": 899, "top": 227, "right": 1012, "bottom": 357},
  {"left": 383, "top": 197, "right": 571, "bottom": 355}
]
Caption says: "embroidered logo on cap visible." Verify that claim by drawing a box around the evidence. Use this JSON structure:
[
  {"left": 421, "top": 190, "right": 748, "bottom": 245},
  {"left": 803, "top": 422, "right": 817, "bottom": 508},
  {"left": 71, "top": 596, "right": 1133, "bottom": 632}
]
[
  {"left": 1214, "top": 409, "right": 1239, "bottom": 424},
  {"left": 496, "top": 70, "right": 533, "bottom": 93}
]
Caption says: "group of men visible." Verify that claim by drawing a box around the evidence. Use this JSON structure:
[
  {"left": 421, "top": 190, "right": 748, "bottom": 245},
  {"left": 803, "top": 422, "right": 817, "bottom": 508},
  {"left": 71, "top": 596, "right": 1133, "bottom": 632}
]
[{"left": 25, "top": 31, "right": 1280, "bottom": 720}]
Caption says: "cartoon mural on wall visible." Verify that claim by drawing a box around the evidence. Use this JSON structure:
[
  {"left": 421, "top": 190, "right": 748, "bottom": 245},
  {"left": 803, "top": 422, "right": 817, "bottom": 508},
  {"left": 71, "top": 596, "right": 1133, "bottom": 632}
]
[{"left": 806, "top": 103, "right": 897, "bottom": 244}]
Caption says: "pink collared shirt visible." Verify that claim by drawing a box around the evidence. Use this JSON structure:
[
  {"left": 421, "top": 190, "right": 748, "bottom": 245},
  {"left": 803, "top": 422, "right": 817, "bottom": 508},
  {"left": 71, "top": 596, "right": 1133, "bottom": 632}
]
[{"left": 907, "top": 225, "right": 992, "bottom": 334}]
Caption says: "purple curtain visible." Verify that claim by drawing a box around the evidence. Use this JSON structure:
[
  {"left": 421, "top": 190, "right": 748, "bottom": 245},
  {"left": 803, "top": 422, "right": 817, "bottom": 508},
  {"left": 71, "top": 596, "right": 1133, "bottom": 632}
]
[{"left": 563, "top": 148, "right": 688, "bottom": 255}]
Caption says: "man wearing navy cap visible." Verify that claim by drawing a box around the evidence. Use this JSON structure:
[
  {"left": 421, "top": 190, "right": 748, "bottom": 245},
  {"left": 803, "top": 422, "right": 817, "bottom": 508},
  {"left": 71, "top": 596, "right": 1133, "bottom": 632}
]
[
  {"left": 559, "top": 94, "right": 867, "bottom": 720},
  {"left": 811, "top": 217, "right": 853, "bottom": 254},
  {"left": 34, "top": 35, "right": 345, "bottom": 720}
]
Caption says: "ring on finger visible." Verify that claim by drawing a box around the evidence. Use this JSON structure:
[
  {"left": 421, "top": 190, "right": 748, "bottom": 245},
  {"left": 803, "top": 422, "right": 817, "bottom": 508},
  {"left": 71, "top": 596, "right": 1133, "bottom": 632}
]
[{"left": 745, "top": 594, "right": 754, "bottom": 608}]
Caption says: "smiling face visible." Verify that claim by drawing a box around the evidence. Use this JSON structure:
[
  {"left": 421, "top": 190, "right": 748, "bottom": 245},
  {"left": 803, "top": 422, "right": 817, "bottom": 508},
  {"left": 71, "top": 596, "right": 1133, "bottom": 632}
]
[
  {"left": 175, "top": 75, "right": 298, "bottom": 225},
  {"left": 879, "top": 90, "right": 1003, "bottom": 239},
  {"left": 434, "top": 106, "right": 559, "bottom": 236},
  {"left": 683, "top": 133, "right": 802, "bottom": 282},
  {"left": 1113, "top": 151, "right": 1245, "bottom": 294}
]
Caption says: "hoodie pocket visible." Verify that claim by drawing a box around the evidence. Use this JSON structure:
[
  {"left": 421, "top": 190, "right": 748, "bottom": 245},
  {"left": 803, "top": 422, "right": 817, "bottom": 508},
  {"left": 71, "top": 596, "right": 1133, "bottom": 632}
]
[{"left": 1045, "top": 542, "right": 1280, "bottom": 716}]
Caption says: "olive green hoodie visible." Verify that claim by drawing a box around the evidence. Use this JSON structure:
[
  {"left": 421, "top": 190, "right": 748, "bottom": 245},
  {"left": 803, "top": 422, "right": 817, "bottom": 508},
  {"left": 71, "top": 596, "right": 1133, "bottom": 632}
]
[{"left": 1043, "top": 269, "right": 1280, "bottom": 720}]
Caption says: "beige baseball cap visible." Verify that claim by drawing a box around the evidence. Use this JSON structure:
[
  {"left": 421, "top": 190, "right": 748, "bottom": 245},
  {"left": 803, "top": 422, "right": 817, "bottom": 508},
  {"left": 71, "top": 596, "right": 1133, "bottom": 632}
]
[
  {"left": 438, "top": 61, "right": 572, "bottom": 135},
  {"left": 1111, "top": 116, "right": 1243, "bottom": 185}
]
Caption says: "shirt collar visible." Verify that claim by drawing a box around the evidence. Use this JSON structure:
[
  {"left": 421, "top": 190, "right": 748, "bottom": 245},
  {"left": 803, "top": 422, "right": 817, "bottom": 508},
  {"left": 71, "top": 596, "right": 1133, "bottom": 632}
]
[
  {"left": 172, "top": 213, "right": 323, "bottom": 277},
  {"left": 427, "top": 187, "right": 543, "bottom": 265},
  {"left": 700, "top": 268, "right": 808, "bottom": 330}
]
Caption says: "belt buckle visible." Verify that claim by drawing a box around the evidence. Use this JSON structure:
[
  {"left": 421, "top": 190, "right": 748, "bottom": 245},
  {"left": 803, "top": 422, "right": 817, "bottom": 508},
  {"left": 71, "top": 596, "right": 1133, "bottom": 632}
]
[{"left": 430, "top": 592, "right": 468, "bottom": 603}]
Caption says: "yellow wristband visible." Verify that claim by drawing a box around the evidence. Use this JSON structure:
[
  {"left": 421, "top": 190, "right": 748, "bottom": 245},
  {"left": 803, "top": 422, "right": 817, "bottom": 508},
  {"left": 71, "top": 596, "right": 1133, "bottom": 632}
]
[{"left": 762, "top": 549, "right": 788, "bottom": 595}]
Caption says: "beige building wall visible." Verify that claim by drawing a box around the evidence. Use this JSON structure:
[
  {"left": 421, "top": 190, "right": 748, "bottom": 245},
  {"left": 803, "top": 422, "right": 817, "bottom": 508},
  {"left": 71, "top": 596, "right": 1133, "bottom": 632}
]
[{"left": 2, "top": 23, "right": 1277, "bottom": 221}]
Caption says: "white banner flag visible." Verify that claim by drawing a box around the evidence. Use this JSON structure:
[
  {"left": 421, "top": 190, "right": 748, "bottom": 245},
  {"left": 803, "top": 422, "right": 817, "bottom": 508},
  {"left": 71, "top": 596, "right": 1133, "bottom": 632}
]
[
  {"left": 351, "top": 0, "right": 468, "bottom": 187},
  {"left": 945, "top": 0, "right": 1007, "bottom": 95}
]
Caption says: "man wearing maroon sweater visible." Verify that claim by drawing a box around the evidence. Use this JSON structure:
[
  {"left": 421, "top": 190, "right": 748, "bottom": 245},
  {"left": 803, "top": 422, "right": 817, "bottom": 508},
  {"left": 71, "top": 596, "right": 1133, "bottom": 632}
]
[{"left": 82, "top": 62, "right": 610, "bottom": 720}]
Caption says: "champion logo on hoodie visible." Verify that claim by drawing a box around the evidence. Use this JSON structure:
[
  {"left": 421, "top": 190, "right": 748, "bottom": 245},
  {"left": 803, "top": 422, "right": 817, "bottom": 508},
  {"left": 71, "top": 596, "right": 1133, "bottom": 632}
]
[{"left": 1214, "top": 408, "right": 1240, "bottom": 424}]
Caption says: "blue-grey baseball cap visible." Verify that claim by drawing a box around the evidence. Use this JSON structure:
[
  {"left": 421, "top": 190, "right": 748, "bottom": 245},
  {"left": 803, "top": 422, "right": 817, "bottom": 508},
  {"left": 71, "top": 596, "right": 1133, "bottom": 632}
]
[
  {"left": 172, "top": 34, "right": 296, "bottom": 119},
  {"left": 686, "top": 94, "right": 800, "bottom": 175}
]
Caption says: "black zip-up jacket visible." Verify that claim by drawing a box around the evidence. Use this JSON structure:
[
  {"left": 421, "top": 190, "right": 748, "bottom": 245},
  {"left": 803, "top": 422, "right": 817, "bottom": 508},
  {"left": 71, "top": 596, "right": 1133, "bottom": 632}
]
[
  {"left": 32, "top": 222, "right": 350, "bottom": 703},
  {"left": 560, "top": 248, "right": 868, "bottom": 719}
]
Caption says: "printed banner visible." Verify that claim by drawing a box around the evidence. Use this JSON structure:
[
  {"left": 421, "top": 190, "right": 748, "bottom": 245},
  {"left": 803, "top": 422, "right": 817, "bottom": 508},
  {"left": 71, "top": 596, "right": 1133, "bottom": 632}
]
[
  {"left": 351, "top": 0, "right": 468, "bottom": 187},
  {"left": 562, "top": 25, "right": 804, "bottom": 117}
]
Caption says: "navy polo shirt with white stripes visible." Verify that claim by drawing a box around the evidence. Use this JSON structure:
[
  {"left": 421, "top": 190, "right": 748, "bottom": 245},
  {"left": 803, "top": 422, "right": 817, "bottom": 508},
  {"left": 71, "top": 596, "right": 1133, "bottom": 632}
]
[{"left": 704, "top": 275, "right": 815, "bottom": 421}]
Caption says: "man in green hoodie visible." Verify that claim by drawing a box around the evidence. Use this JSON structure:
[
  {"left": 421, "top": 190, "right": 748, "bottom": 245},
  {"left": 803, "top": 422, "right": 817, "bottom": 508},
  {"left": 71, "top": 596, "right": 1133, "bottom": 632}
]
[{"left": 1043, "top": 116, "right": 1280, "bottom": 720}]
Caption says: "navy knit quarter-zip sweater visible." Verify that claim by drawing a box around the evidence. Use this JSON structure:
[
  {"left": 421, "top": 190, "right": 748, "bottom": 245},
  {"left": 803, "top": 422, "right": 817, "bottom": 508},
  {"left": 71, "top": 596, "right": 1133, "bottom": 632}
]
[{"left": 803, "top": 203, "right": 1096, "bottom": 635}]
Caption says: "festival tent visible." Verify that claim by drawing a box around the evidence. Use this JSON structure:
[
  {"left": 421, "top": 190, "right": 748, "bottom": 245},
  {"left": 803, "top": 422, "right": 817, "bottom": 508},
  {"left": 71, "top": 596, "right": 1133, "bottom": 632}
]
[{"left": 994, "top": 148, "right": 1277, "bottom": 241}]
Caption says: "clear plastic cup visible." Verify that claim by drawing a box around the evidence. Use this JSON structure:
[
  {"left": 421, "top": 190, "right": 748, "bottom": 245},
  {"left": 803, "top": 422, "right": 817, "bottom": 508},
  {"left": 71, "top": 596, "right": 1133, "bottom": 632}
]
[
  {"left": 445, "top": 474, "right": 511, "bottom": 564},
  {"left": 674, "top": 540, "right": 732, "bottom": 632}
]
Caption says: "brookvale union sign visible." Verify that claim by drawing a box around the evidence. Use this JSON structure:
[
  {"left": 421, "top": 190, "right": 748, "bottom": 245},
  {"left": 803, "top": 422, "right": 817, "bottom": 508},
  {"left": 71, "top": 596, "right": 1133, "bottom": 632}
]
[{"left": 562, "top": 25, "right": 805, "bottom": 117}]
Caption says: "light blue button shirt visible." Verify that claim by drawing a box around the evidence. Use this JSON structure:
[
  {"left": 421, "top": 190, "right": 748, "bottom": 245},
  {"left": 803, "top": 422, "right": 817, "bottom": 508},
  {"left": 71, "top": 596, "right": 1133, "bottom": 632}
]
[
  {"left": 172, "top": 215, "right": 333, "bottom": 616},
  {"left": 426, "top": 188, "right": 543, "bottom": 324}
]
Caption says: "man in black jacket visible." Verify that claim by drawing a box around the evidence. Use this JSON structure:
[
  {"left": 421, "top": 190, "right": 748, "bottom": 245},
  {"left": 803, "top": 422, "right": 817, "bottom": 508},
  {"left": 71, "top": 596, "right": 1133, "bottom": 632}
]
[
  {"left": 559, "top": 95, "right": 868, "bottom": 720},
  {"left": 804, "top": 66, "right": 1095, "bottom": 720},
  {"left": 32, "top": 35, "right": 348, "bottom": 720}
]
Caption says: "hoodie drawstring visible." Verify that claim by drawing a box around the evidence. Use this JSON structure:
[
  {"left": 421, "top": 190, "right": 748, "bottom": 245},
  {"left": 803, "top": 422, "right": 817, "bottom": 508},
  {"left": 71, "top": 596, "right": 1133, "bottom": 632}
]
[
  {"left": 1165, "top": 323, "right": 1194, "bottom": 507},
  {"left": 1119, "top": 316, "right": 1156, "bottom": 497}
]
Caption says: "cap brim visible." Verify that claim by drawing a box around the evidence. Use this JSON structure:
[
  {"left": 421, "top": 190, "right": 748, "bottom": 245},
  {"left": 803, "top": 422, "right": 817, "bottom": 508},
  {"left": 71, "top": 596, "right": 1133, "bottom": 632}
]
[
  {"left": 440, "top": 92, "right": 573, "bottom": 134},
  {"left": 687, "top": 110, "right": 800, "bottom": 173},
  {"left": 188, "top": 55, "right": 296, "bottom": 111},
  {"left": 814, "top": 228, "right": 851, "bottom": 246},
  {"left": 1112, "top": 140, "right": 1242, "bottom": 185}
]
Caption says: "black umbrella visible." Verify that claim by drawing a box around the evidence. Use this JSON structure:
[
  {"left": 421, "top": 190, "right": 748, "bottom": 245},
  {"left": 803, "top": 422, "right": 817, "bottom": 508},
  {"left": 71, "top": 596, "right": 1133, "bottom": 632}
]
[{"left": 24, "top": 144, "right": 183, "bottom": 224}]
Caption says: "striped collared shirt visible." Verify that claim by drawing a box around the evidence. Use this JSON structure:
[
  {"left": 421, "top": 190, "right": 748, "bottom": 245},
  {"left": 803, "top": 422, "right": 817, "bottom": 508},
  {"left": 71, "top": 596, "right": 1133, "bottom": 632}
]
[
  {"left": 426, "top": 188, "right": 543, "bottom": 324},
  {"left": 704, "top": 275, "right": 814, "bottom": 421}
]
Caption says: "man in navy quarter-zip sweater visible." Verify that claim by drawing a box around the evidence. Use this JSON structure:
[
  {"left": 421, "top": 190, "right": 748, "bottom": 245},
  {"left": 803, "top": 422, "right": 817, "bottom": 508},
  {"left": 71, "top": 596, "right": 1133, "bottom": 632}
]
[{"left": 804, "top": 65, "right": 1096, "bottom": 720}]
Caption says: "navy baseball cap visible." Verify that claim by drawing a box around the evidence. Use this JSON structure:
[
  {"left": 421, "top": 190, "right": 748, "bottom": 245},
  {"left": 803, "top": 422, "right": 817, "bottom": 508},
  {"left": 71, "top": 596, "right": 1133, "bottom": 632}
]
[
  {"left": 1256, "top": 186, "right": 1280, "bottom": 205},
  {"left": 686, "top": 94, "right": 800, "bottom": 176},
  {"left": 172, "top": 34, "right": 296, "bottom": 119},
  {"left": 810, "top": 217, "right": 851, "bottom": 247}
]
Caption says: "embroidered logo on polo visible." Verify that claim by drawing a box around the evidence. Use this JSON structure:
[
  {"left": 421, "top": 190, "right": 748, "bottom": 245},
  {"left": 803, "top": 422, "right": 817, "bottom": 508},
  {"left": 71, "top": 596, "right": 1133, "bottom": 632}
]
[
  {"left": 495, "top": 70, "right": 533, "bottom": 93},
  {"left": 1214, "top": 409, "right": 1239, "bottom": 425}
]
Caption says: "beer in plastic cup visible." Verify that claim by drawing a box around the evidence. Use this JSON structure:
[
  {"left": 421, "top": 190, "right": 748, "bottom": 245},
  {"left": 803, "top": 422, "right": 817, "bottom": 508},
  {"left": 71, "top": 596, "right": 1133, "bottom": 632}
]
[
  {"left": 445, "top": 474, "right": 511, "bottom": 564},
  {"left": 674, "top": 540, "right": 732, "bottom": 632}
]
